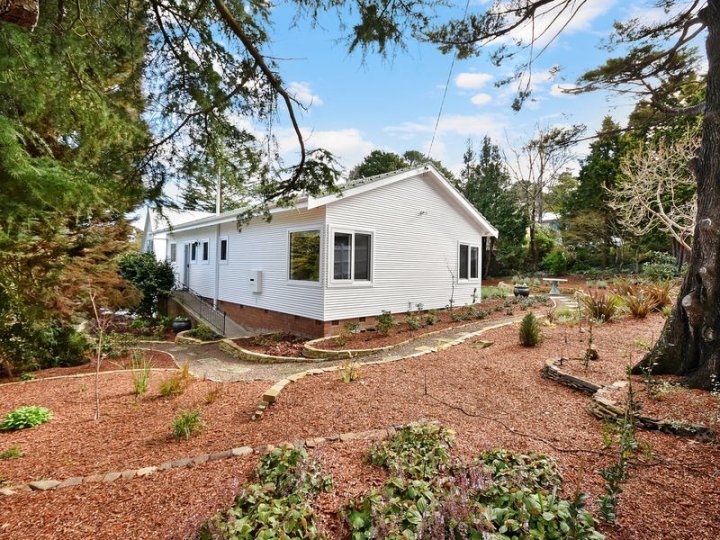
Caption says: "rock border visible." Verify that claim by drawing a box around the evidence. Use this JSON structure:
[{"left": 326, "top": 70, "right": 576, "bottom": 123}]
[
  {"left": 0, "top": 422, "right": 421, "bottom": 497},
  {"left": 218, "top": 338, "right": 317, "bottom": 364},
  {"left": 175, "top": 330, "right": 224, "bottom": 345},
  {"left": 541, "top": 358, "right": 602, "bottom": 394},
  {"left": 589, "top": 381, "right": 716, "bottom": 441},
  {"left": 249, "top": 322, "right": 505, "bottom": 420}
]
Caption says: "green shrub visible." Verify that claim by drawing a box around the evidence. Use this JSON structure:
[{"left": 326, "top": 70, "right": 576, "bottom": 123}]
[
  {"left": 376, "top": 310, "right": 396, "bottom": 335},
  {"left": 405, "top": 312, "right": 422, "bottom": 330},
  {"left": 424, "top": 309, "right": 439, "bottom": 326},
  {"left": 185, "top": 324, "right": 220, "bottom": 341},
  {"left": 368, "top": 423, "right": 454, "bottom": 480},
  {"left": 519, "top": 313, "right": 541, "bottom": 347},
  {"left": 0, "top": 445, "right": 22, "bottom": 459},
  {"left": 118, "top": 252, "right": 175, "bottom": 317},
  {"left": 171, "top": 409, "right": 204, "bottom": 439},
  {"left": 542, "top": 249, "right": 568, "bottom": 275},
  {"left": 0, "top": 406, "right": 53, "bottom": 431},
  {"left": 641, "top": 251, "right": 678, "bottom": 281},
  {"left": 661, "top": 305, "right": 673, "bottom": 318},
  {"left": 200, "top": 446, "right": 332, "bottom": 539},
  {"left": 19, "top": 372, "right": 35, "bottom": 381},
  {"left": 483, "top": 286, "right": 509, "bottom": 299}
]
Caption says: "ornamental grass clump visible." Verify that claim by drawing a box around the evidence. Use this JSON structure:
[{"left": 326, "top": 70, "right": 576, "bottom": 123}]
[
  {"left": 131, "top": 350, "right": 151, "bottom": 396},
  {"left": 623, "top": 293, "right": 656, "bottom": 319},
  {"left": 171, "top": 409, "right": 204, "bottom": 440},
  {"left": 519, "top": 313, "right": 541, "bottom": 347},
  {"left": 580, "top": 291, "right": 621, "bottom": 322},
  {"left": 0, "top": 406, "right": 53, "bottom": 431}
]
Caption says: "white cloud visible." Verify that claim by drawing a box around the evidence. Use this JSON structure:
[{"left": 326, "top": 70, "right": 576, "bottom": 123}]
[
  {"left": 385, "top": 113, "right": 509, "bottom": 141},
  {"left": 288, "top": 81, "right": 323, "bottom": 107},
  {"left": 278, "top": 128, "right": 375, "bottom": 169},
  {"left": 492, "top": 0, "right": 615, "bottom": 47},
  {"left": 455, "top": 72, "right": 493, "bottom": 89},
  {"left": 470, "top": 92, "right": 493, "bottom": 106},
  {"left": 550, "top": 83, "right": 579, "bottom": 97}
]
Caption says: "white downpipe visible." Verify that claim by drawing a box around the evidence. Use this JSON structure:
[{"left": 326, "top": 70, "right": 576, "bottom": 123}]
[{"left": 213, "top": 176, "right": 221, "bottom": 309}]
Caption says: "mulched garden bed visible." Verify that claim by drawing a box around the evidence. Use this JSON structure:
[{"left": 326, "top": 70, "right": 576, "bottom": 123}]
[
  {"left": 0, "top": 373, "right": 270, "bottom": 483},
  {"left": 2, "top": 313, "right": 719, "bottom": 539},
  {"left": 549, "top": 313, "right": 666, "bottom": 388},
  {"left": 315, "top": 296, "right": 545, "bottom": 350},
  {"left": 233, "top": 333, "right": 307, "bottom": 357},
  {"left": 605, "top": 377, "right": 719, "bottom": 428},
  {"left": 0, "top": 350, "right": 177, "bottom": 384}
]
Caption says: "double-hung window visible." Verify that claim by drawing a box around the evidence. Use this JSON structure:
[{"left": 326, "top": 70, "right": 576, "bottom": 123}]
[
  {"left": 169, "top": 243, "right": 177, "bottom": 262},
  {"left": 332, "top": 230, "right": 373, "bottom": 284},
  {"left": 190, "top": 242, "right": 198, "bottom": 263},
  {"left": 219, "top": 237, "right": 228, "bottom": 263},
  {"left": 201, "top": 240, "right": 209, "bottom": 263},
  {"left": 458, "top": 243, "right": 480, "bottom": 281}
]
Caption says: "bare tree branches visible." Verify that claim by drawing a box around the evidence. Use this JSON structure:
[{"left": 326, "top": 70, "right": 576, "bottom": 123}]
[{"left": 610, "top": 134, "right": 699, "bottom": 254}]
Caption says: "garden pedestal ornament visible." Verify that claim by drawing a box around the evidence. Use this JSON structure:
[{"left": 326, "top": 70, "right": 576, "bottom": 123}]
[{"left": 542, "top": 277, "right": 567, "bottom": 296}]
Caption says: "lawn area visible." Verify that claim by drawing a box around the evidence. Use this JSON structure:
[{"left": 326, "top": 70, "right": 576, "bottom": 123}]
[{"left": 1, "top": 313, "right": 718, "bottom": 539}]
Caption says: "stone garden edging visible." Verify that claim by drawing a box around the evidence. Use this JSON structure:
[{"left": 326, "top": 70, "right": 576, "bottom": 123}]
[
  {"left": 175, "top": 330, "right": 224, "bottom": 346},
  {"left": 589, "top": 381, "right": 716, "bottom": 441},
  {"left": 0, "top": 422, "right": 425, "bottom": 497},
  {"left": 541, "top": 358, "right": 602, "bottom": 394},
  {"left": 218, "top": 338, "right": 318, "bottom": 364},
  {"left": 541, "top": 359, "right": 716, "bottom": 441},
  {"left": 249, "top": 321, "right": 508, "bottom": 421}
]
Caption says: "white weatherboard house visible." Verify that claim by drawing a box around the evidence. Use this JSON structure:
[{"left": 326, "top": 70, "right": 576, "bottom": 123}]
[{"left": 148, "top": 164, "right": 498, "bottom": 337}]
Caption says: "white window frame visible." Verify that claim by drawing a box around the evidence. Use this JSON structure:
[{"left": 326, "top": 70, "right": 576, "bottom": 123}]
[
  {"left": 287, "top": 226, "right": 323, "bottom": 287},
  {"left": 218, "top": 236, "right": 229, "bottom": 265},
  {"left": 169, "top": 242, "right": 177, "bottom": 263},
  {"left": 328, "top": 226, "right": 375, "bottom": 287},
  {"left": 190, "top": 241, "right": 198, "bottom": 264},
  {"left": 200, "top": 238, "right": 210, "bottom": 264},
  {"left": 457, "top": 241, "right": 481, "bottom": 282}
]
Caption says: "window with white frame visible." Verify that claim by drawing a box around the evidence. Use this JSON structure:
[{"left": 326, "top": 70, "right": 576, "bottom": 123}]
[
  {"left": 332, "top": 230, "right": 373, "bottom": 282},
  {"left": 190, "top": 242, "right": 197, "bottom": 263},
  {"left": 201, "top": 240, "right": 209, "bottom": 263},
  {"left": 219, "top": 237, "right": 228, "bottom": 263},
  {"left": 169, "top": 243, "right": 177, "bottom": 262},
  {"left": 458, "top": 243, "right": 480, "bottom": 280},
  {"left": 289, "top": 229, "right": 321, "bottom": 282}
]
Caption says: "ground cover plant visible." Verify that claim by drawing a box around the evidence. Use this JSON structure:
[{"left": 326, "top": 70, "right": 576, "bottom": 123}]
[
  {"left": 172, "top": 409, "right": 204, "bottom": 440},
  {"left": 345, "top": 423, "right": 604, "bottom": 539},
  {"left": 200, "top": 446, "right": 332, "bottom": 539},
  {"left": 185, "top": 324, "right": 220, "bottom": 341},
  {"left": 0, "top": 406, "right": 53, "bottom": 431}
]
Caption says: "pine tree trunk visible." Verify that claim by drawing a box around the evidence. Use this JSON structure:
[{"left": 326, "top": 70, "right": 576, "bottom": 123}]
[{"left": 642, "top": 2, "right": 720, "bottom": 389}]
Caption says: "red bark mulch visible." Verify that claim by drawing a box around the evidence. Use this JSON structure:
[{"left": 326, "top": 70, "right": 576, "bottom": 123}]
[
  {"left": 1, "top": 314, "right": 718, "bottom": 539},
  {"left": 234, "top": 333, "right": 307, "bottom": 357},
  {"left": 0, "top": 350, "right": 177, "bottom": 384}
]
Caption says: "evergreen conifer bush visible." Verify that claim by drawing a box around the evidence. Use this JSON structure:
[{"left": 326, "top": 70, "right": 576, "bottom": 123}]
[{"left": 519, "top": 313, "right": 542, "bottom": 347}]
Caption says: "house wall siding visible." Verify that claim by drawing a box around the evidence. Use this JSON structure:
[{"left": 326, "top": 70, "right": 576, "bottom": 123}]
[
  {"left": 168, "top": 208, "right": 326, "bottom": 322},
  {"left": 323, "top": 173, "right": 485, "bottom": 320}
]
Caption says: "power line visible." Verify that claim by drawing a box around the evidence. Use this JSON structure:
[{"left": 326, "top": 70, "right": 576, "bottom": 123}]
[{"left": 427, "top": 0, "right": 471, "bottom": 159}]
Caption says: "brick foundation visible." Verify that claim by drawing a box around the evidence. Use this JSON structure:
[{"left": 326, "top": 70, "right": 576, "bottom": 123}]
[{"left": 217, "top": 300, "right": 397, "bottom": 338}]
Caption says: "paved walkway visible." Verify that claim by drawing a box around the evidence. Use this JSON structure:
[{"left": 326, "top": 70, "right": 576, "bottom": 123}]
[{"left": 141, "top": 313, "right": 530, "bottom": 383}]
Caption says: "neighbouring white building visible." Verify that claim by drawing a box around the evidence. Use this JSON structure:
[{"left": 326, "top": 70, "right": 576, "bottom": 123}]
[{"left": 145, "top": 164, "right": 498, "bottom": 337}]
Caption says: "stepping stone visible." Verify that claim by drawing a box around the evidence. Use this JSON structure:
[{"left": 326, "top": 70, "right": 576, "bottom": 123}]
[
  {"left": 28, "top": 480, "right": 61, "bottom": 491},
  {"left": 58, "top": 477, "right": 84, "bottom": 489},
  {"left": 231, "top": 446, "right": 253, "bottom": 457}
]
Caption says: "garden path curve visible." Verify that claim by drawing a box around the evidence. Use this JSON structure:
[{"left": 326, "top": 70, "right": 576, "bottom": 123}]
[{"left": 141, "top": 301, "right": 560, "bottom": 382}]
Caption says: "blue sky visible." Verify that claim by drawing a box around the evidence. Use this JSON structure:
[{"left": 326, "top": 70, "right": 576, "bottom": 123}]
[{"left": 263, "top": 0, "right": 667, "bottom": 175}]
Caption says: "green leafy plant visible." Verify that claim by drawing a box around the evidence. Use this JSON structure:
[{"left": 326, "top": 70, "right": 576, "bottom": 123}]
[
  {"left": 340, "top": 361, "right": 360, "bottom": 383},
  {"left": 171, "top": 409, "right": 204, "bottom": 440},
  {"left": 424, "top": 309, "right": 439, "bottom": 326},
  {"left": 200, "top": 446, "right": 332, "bottom": 539},
  {"left": 662, "top": 305, "right": 673, "bottom": 318},
  {"left": 131, "top": 350, "right": 151, "bottom": 397},
  {"left": 580, "top": 291, "right": 621, "bottom": 322},
  {"left": 118, "top": 252, "right": 175, "bottom": 317},
  {"left": 483, "top": 286, "right": 509, "bottom": 299},
  {"left": 519, "top": 313, "right": 542, "bottom": 347},
  {"left": 376, "top": 310, "right": 396, "bottom": 336},
  {"left": 641, "top": 251, "right": 678, "bottom": 282},
  {"left": 405, "top": 312, "right": 422, "bottom": 330},
  {"left": 18, "top": 372, "right": 36, "bottom": 381},
  {"left": 185, "top": 323, "right": 220, "bottom": 341},
  {"left": 0, "top": 445, "right": 22, "bottom": 459},
  {"left": 159, "top": 363, "right": 192, "bottom": 397},
  {"left": 0, "top": 406, "right": 53, "bottom": 431}
]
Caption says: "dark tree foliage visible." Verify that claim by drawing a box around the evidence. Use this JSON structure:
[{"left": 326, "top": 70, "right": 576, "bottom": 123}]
[
  {"left": 429, "top": 0, "right": 720, "bottom": 387},
  {"left": 118, "top": 253, "right": 176, "bottom": 318},
  {"left": 461, "top": 137, "right": 527, "bottom": 276},
  {"left": 348, "top": 150, "right": 409, "bottom": 179}
]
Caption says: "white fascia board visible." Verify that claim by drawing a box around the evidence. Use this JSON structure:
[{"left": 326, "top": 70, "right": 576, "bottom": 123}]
[{"left": 154, "top": 201, "right": 309, "bottom": 235}]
